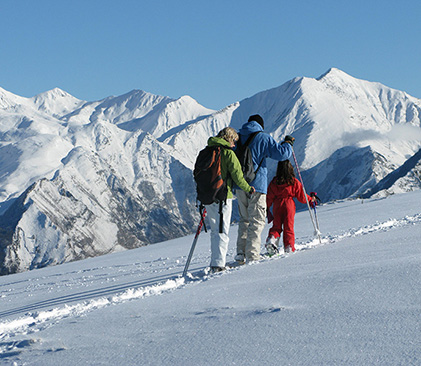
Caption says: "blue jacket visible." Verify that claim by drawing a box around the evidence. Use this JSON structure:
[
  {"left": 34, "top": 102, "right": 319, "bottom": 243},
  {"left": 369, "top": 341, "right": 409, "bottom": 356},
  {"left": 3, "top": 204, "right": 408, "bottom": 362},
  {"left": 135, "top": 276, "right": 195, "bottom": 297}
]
[{"left": 237, "top": 121, "right": 292, "bottom": 194}]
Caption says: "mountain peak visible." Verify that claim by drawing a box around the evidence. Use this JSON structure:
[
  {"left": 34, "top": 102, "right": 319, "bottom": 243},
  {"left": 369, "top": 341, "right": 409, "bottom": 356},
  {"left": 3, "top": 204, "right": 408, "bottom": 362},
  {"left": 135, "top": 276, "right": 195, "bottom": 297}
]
[
  {"left": 316, "top": 67, "right": 352, "bottom": 81},
  {"left": 124, "top": 89, "right": 153, "bottom": 98},
  {"left": 31, "top": 88, "right": 85, "bottom": 117},
  {"left": 33, "top": 87, "right": 77, "bottom": 100}
]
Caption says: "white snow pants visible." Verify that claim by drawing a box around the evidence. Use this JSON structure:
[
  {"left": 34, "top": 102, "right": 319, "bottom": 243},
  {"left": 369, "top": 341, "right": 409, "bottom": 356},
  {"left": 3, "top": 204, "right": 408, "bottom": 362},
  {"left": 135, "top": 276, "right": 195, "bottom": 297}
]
[{"left": 205, "top": 199, "right": 232, "bottom": 268}]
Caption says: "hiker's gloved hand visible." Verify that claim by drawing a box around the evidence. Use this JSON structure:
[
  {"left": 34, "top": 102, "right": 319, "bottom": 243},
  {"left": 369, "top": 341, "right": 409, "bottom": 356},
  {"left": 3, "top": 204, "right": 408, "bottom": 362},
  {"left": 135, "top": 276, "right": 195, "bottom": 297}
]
[
  {"left": 283, "top": 135, "right": 295, "bottom": 146},
  {"left": 246, "top": 186, "right": 255, "bottom": 199},
  {"left": 267, "top": 209, "right": 274, "bottom": 223}
]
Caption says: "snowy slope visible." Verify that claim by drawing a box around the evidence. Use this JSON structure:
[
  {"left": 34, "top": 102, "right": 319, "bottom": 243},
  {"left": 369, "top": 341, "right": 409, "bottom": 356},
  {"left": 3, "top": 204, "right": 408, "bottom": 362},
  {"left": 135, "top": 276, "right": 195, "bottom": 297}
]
[
  {"left": 362, "top": 148, "right": 421, "bottom": 198},
  {"left": 304, "top": 68, "right": 421, "bottom": 167},
  {"left": 0, "top": 191, "right": 420, "bottom": 365},
  {"left": 0, "top": 69, "right": 421, "bottom": 274}
]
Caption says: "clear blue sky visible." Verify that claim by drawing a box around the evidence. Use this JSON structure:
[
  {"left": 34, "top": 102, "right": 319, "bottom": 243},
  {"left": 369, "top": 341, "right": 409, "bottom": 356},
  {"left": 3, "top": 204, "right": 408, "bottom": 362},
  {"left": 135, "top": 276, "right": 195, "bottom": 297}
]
[{"left": 1, "top": 0, "right": 420, "bottom": 110}]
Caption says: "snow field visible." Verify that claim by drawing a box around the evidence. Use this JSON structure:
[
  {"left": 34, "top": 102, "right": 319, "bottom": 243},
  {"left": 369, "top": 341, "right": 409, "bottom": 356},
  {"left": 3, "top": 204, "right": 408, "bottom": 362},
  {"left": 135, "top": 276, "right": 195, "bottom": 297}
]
[{"left": 0, "top": 191, "right": 420, "bottom": 365}]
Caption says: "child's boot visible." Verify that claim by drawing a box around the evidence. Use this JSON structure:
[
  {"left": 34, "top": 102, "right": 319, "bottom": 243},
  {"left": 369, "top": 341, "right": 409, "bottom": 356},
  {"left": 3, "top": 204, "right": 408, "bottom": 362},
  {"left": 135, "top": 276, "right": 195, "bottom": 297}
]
[
  {"left": 284, "top": 244, "right": 295, "bottom": 253},
  {"left": 265, "top": 236, "right": 279, "bottom": 256}
]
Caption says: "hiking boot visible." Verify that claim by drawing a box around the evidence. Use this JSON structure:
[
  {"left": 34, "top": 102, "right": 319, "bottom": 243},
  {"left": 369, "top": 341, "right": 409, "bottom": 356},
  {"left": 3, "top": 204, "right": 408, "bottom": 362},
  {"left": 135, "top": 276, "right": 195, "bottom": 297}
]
[
  {"left": 266, "top": 235, "right": 279, "bottom": 246},
  {"left": 265, "top": 236, "right": 279, "bottom": 256},
  {"left": 210, "top": 266, "right": 226, "bottom": 273},
  {"left": 234, "top": 253, "right": 245, "bottom": 264},
  {"left": 265, "top": 243, "right": 278, "bottom": 256}
]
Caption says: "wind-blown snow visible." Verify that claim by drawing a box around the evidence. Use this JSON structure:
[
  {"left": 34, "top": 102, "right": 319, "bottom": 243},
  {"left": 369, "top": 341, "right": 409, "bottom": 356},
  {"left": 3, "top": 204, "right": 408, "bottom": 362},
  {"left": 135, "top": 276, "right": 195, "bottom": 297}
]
[{"left": 0, "top": 191, "right": 420, "bottom": 365}]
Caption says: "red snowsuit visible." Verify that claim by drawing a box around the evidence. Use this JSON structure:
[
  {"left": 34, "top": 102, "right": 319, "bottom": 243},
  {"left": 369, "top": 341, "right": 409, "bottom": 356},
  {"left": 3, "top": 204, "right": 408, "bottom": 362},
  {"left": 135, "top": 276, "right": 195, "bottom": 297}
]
[{"left": 266, "top": 177, "right": 311, "bottom": 252}]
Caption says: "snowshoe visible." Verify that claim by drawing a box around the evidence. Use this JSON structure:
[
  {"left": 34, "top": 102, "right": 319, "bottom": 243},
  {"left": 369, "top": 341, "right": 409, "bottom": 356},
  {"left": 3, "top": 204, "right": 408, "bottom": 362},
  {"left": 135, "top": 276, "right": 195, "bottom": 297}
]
[
  {"left": 234, "top": 253, "right": 245, "bottom": 264},
  {"left": 226, "top": 261, "right": 245, "bottom": 268},
  {"left": 265, "top": 236, "right": 279, "bottom": 257},
  {"left": 265, "top": 243, "right": 279, "bottom": 257},
  {"left": 210, "top": 266, "right": 226, "bottom": 273}
]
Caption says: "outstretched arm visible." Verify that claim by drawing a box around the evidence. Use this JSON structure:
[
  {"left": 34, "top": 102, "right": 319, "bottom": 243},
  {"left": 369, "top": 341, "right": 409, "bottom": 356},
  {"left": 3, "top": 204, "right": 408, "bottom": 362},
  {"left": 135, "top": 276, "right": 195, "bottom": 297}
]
[
  {"left": 267, "top": 135, "right": 293, "bottom": 161},
  {"left": 294, "top": 179, "right": 312, "bottom": 205}
]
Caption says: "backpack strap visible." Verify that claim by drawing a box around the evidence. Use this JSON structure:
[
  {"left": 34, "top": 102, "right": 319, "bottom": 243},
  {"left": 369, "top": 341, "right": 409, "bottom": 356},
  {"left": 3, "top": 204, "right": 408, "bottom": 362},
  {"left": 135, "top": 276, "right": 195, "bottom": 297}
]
[
  {"left": 241, "top": 131, "right": 262, "bottom": 148},
  {"left": 239, "top": 131, "right": 264, "bottom": 176},
  {"left": 199, "top": 203, "right": 208, "bottom": 233},
  {"left": 213, "top": 145, "right": 229, "bottom": 233},
  {"left": 218, "top": 200, "right": 224, "bottom": 233},
  {"left": 217, "top": 147, "right": 226, "bottom": 233}
]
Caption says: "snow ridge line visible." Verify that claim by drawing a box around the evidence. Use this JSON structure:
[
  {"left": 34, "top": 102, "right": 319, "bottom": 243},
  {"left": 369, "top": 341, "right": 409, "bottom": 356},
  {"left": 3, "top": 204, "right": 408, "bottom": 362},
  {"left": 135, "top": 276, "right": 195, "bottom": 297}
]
[
  {"left": 0, "top": 271, "right": 212, "bottom": 340},
  {"left": 297, "top": 213, "right": 421, "bottom": 249},
  {"left": 1, "top": 213, "right": 419, "bottom": 341},
  {"left": 0, "top": 277, "right": 182, "bottom": 340}
]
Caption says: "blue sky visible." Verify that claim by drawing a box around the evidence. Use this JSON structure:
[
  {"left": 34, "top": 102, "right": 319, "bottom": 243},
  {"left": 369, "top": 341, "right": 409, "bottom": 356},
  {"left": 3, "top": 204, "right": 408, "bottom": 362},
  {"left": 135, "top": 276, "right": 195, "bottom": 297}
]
[{"left": 1, "top": 0, "right": 420, "bottom": 110}]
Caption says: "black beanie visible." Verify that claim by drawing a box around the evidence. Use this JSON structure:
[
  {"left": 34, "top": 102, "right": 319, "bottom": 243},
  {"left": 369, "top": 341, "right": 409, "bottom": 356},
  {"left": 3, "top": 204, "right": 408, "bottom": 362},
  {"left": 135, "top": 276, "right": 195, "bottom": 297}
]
[{"left": 248, "top": 114, "right": 264, "bottom": 129}]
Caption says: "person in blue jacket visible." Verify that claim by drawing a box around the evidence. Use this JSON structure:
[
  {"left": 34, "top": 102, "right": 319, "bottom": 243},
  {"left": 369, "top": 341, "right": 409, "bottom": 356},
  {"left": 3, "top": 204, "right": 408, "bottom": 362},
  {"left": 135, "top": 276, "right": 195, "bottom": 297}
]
[{"left": 234, "top": 114, "right": 294, "bottom": 263}]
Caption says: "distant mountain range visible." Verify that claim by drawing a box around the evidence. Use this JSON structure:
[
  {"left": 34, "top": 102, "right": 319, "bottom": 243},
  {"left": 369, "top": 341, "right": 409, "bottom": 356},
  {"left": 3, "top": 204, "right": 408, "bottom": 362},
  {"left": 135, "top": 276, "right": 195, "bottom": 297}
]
[{"left": 1, "top": 68, "right": 420, "bottom": 274}]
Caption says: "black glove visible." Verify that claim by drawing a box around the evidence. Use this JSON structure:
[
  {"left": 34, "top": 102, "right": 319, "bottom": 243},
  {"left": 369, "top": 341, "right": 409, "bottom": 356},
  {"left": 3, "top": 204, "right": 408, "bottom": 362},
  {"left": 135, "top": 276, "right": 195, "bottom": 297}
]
[
  {"left": 283, "top": 135, "right": 295, "bottom": 146},
  {"left": 246, "top": 186, "right": 255, "bottom": 199}
]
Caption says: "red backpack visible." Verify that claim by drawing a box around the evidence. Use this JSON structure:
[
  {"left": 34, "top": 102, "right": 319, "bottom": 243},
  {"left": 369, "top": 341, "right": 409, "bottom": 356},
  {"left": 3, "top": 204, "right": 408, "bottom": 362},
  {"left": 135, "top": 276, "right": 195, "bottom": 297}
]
[{"left": 193, "top": 146, "right": 228, "bottom": 205}]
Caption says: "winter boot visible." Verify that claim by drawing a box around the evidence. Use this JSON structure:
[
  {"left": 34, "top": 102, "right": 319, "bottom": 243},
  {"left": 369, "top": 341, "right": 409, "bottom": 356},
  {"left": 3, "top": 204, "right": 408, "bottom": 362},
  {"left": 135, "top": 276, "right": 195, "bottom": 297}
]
[
  {"left": 234, "top": 253, "right": 245, "bottom": 264},
  {"left": 210, "top": 266, "right": 226, "bottom": 273},
  {"left": 265, "top": 236, "right": 279, "bottom": 256},
  {"left": 284, "top": 245, "right": 296, "bottom": 254}
]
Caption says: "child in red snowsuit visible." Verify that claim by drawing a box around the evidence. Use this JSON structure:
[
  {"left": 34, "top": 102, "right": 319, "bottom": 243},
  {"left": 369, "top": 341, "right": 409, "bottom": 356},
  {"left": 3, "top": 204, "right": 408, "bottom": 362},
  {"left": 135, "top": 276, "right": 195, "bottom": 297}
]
[{"left": 266, "top": 160, "right": 314, "bottom": 253}]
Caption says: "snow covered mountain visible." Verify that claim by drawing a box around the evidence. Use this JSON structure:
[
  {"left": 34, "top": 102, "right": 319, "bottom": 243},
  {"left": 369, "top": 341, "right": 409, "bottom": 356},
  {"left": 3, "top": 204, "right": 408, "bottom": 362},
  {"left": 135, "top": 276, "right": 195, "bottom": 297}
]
[
  {"left": 1, "top": 68, "right": 420, "bottom": 274},
  {"left": 0, "top": 89, "right": 208, "bottom": 274}
]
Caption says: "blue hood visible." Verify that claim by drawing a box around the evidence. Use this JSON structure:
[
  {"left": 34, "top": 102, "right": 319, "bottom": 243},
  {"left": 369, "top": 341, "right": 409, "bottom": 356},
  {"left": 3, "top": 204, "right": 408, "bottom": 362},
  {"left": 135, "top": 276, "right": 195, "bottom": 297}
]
[{"left": 239, "top": 121, "right": 264, "bottom": 140}]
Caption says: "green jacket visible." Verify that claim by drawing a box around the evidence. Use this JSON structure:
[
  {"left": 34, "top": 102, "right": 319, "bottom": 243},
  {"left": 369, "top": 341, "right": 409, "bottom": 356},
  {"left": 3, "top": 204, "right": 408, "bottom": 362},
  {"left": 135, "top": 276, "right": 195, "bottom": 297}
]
[{"left": 207, "top": 137, "right": 252, "bottom": 199}]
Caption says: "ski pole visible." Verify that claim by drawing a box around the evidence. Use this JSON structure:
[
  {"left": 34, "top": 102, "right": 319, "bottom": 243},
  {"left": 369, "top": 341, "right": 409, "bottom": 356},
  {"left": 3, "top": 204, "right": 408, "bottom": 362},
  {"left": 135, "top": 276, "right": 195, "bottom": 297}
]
[
  {"left": 290, "top": 146, "right": 322, "bottom": 244},
  {"left": 310, "top": 192, "right": 321, "bottom": 233},
  {"left": 313, "top": 205, "right": 321, "bottom": 233},
  {"left": 182, "top": 205, "right": 207, "bottom": 277}
]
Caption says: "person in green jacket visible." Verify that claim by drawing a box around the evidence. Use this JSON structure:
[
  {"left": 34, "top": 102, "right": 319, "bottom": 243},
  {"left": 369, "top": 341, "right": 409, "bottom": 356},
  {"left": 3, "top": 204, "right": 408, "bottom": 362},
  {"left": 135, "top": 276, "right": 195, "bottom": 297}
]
[{"left": 205, "top": 127, "right": 255, "bottom": 273}]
